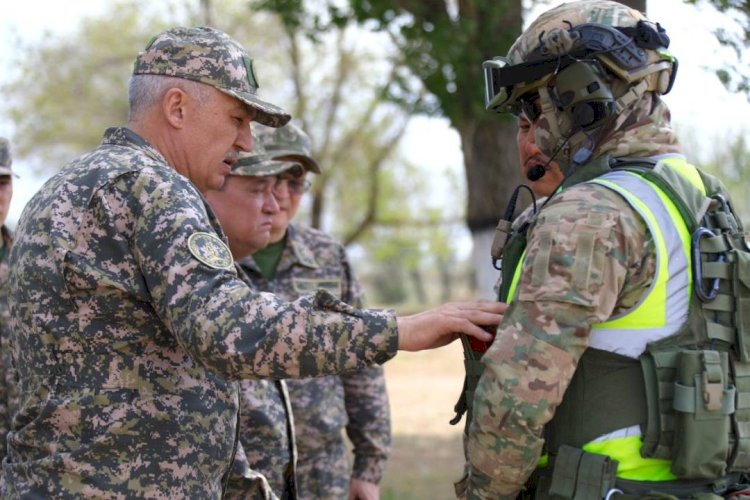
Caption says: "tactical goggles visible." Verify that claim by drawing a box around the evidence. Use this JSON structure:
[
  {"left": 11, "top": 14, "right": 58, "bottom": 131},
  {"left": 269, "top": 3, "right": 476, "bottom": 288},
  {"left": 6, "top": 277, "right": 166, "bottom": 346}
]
[{"left": 483, "top": 57, "right": 555, "bottom": 115}]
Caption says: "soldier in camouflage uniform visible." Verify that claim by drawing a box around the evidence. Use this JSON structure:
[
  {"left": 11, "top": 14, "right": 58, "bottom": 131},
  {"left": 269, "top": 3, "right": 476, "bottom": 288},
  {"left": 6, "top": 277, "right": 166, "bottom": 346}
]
[
  {"left": 204, "top": 152, "right": 299, "bottom": 499},
  {"left": 0, "top": 137, "right": 19, "bottom": 467},
  {"left": 460, "top": 1, "right": 726, "bottom": 498},
  {"left": 4, "top": 26, "right": 503, "bottom": 498},
  {"left": 239, "top": 123, "right": 391, "bottom": 500}
]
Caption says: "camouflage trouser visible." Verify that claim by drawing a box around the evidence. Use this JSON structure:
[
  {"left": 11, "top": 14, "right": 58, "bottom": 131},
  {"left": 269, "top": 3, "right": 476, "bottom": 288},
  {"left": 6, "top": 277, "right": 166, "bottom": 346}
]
[{"left": 295, "top": 439, "right": 349, "bottom": 500}]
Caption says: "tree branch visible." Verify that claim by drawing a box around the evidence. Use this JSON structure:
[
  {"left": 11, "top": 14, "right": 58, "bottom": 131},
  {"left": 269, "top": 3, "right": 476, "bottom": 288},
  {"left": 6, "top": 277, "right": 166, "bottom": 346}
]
[
  {"left": 341, "top": 116, "right": 410, "bottom": 246},
  {"left": 285, "top": 25, "right": 309, "bottom": 126},
  {"left": 318, "top": 29, "right": 350, "bottom": 160}
]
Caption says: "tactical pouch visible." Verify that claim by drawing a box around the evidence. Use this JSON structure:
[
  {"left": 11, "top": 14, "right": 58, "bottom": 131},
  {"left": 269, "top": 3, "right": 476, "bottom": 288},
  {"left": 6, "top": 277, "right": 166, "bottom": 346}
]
[
  {"left": 532, "top": 445, "right": 618, "bottom": 499},
  {"left": 640, "top": 349, "right": 679, "bottom": 460},
  {"left": 671, "top": 350, "right": 734, "bottom": 478}
]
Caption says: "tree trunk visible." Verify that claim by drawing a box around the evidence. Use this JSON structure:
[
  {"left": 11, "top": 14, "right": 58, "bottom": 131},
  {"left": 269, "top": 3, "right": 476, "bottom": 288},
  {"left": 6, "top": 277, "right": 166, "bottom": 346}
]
[
  {"left": 459, "top": 116, "right": 522, "bottom": 298},
  {"left": 200, "top": 0, "right": 213, "bottom": 26}
]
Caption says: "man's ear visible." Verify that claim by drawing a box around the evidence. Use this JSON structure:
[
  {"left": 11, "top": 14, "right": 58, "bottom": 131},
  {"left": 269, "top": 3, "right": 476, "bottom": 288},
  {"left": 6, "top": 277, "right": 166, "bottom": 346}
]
[{"left": 162, "top": 88, "right": 187, "bottom": 129}]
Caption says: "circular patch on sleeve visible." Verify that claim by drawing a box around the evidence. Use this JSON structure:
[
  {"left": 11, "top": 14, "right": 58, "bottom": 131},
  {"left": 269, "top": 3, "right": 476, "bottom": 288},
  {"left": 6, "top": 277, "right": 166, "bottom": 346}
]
[{"left": 187, "top": 232, "right": 234, "bottom": 270}]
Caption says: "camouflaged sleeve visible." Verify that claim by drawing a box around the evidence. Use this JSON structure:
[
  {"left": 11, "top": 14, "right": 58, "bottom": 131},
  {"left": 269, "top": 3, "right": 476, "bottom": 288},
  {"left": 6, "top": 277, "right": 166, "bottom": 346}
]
[
  {"left": 466, "top": 185, "right": 655, "bottom": 498},
  {"left": 0, "top": 229, "right": 18, "bottom": 466},
  {"left": 111, "top": 173, "right": 398, "bottom": 379}
]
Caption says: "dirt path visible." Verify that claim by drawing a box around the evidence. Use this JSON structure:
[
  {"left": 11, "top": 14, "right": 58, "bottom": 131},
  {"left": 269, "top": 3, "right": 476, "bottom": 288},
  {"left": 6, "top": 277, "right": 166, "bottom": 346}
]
[{"left": 380, "top": 342, "right": 467, "bottom": 499}]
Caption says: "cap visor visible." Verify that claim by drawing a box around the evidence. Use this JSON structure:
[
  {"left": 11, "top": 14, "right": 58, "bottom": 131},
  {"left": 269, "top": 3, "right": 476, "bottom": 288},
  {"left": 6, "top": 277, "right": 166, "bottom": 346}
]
[
  {"left": 267, "top": 152, "right": 320, "bottom": 174},
  {"left": 232, "top": 157, "right": 303, "bottom": 177},
  {"left": 222, "top": 89, "right": 291, "bottom": 128}
]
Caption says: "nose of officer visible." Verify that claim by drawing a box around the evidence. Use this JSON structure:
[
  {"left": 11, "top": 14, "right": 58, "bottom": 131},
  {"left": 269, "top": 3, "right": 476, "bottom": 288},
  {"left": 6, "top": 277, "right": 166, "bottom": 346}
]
[{"left": 237, "top": 123, "right": 253, "bottom": 153}]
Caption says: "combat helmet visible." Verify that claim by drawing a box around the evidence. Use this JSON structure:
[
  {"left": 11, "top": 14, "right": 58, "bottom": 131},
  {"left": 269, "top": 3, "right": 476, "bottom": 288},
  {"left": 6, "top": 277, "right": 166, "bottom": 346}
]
[
  {"left": 483, "top": 0, "right": 677, "bottom": 169},
  {"left": 241, "top": 122, "right": 321, "bottom": 174}
]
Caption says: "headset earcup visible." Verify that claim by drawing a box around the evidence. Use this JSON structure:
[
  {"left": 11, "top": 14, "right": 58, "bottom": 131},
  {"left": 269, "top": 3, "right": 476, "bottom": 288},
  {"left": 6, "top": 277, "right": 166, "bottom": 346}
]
[{"left": 572, "top": 103, "right": 596, "bottom": 128}]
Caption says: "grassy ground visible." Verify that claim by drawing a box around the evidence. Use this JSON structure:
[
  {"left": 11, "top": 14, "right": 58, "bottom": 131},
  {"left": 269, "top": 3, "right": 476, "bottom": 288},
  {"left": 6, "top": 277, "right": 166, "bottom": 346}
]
[{"left": 379, "top": 342, "right": 467, "bottom": 500}]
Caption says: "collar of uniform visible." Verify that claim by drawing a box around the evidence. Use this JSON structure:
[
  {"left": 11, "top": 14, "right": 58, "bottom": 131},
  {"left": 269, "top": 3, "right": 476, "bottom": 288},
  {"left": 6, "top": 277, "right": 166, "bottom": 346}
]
[
  {"left": 237, "top": 225, "right": 319, "bottom": 277},
  {"left": 101, "top": 127, "right": 170, "bottom": 168},
  {"left": 280, "top": 224, "right": 319, "bottom": 270}
]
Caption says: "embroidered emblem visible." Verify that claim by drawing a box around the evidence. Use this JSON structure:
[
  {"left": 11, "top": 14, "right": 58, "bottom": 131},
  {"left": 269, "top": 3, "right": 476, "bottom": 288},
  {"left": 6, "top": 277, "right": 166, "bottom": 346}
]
[{"left": 187, "top": 232, "right": 233, "bottom": 270}]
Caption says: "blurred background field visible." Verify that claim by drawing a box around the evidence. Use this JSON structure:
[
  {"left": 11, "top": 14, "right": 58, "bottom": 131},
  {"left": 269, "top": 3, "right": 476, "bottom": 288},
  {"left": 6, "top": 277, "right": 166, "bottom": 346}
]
[{"left": 379, "top": 342, "right": 467, "bottom": 500}]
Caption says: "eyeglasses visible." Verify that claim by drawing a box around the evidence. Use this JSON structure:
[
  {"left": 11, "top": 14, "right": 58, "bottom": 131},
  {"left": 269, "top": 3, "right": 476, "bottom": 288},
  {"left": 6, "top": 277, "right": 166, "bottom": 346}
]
[{"left": 272, "top": 177, "right": 311, "bottom": 196}]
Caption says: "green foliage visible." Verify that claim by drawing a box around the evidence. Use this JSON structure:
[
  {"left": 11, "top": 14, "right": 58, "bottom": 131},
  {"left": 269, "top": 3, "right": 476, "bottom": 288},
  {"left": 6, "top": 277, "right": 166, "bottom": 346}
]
[
  {"left": 2, "top": 0, "right": 477, "bottom": 303},
  {"left": 681, "top": 122, "right": 750, "bottom": 224},
  {"left": 696, "top": 131, "right": 750, "bottom": 223},
  {"left": 683, "top": 0, "right": 750, "bottom": 96},
  {"left": 3, "top": 0, "right": 467, "bottom": 297},
  {"left": 255, "top": 0, "right": 527, "bottom": 297},
  {"left": 255, "top": 0, "right": 522, "bottom": 122},
  {"left": 3, "top": 1, "right": 179, "bottom": 169}
]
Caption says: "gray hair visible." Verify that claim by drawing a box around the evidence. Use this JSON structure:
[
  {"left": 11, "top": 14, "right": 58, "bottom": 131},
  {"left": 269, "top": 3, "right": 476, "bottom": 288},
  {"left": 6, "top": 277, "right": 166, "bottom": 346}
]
[{"left": 128, "top": 74, "right": 214, "bottom": 122}]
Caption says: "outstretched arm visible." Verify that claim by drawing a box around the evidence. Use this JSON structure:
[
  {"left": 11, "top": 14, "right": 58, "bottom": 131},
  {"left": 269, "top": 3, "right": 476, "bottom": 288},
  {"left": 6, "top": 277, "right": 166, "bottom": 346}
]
[{"left": 397, "top": 300, "right": 507, "bottom": 352}]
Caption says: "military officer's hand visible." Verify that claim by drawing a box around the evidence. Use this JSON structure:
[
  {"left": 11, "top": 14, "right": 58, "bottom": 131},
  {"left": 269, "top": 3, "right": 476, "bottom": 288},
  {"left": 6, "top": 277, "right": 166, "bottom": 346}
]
[
  {"left": 397, "top": 300, "right": 506, "bottom": 352},
  {"left": 349, "top": 478, "right": 379, "bottom": 500}
]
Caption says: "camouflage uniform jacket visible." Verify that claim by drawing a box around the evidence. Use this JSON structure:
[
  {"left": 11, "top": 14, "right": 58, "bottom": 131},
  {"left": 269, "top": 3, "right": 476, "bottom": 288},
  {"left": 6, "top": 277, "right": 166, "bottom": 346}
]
[
  {"left": 225, "top": 265, "right": 297, "bottom": 500},
  {"left": 240, "top": 225, "right": 392, "bottom": 496},
  {"left": 466, "top": 181, "right": 656, "bottom": 499},
  {"left": 4, "top": 127, "right": 398, "bottom": 498},
  {"left": 0, "top": 225, "right": 18, "bottom": 466}
]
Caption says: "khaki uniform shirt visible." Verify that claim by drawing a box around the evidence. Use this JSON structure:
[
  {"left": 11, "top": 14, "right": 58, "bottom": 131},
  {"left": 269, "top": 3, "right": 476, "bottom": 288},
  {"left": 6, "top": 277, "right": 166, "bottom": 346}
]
[{"left": 3, "top": 128, "right": 398, "bottom": 498}]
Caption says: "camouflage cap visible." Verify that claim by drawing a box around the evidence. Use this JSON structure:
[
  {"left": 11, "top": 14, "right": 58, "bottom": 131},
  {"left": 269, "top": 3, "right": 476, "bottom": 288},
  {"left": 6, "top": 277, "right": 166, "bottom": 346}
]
[
  {"left": 133, "top": 26, "right": 291, "bottom": 128},
  {"left": 241, "top": 122, "right": 321, "bottom": 174},
  {"left": 230, "top": 158, "right": 303, "bottom": 178},
  {"left": 0, "top": 137, "right": 14, "bottom": 177}
]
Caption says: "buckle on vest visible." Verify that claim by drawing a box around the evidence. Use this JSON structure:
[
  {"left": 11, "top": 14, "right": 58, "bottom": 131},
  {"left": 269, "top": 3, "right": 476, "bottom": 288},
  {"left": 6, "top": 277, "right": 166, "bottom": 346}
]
[
  {"left": 703, "top": 370, "right": 723, "bottom": 411},
  {"left": 702, "top": 351, "right": 725, "bottom": 412}
]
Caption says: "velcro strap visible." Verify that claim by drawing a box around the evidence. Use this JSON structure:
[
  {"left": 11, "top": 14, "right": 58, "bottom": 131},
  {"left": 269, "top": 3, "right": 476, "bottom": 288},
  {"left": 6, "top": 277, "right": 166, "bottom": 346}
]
[
  {"left": 464, "top": 359, "right": 484, "bottom": 377},
  {"left": 465, "top": 390, "right": 474, "bottom": 410},
  {"left": 706, "top": 321, "right": 734, "bottom": 344},
  {"left": 704, "top": 350, "right": 723, "bottom": 381},
  {"left": 699, "top": 234, "right": 731, "bottom": 254},
  {"left": 713, "top": 211, "right": 733, "bottom": 230},
  {"left": 737, "top": 392, "right": 750, "bottom": 410},
  {"left": 702, "top": 261, "right": 731, "bottom": 280},
  {"left": 702, "top": 294, "right": 734, "bottom": 312}
]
